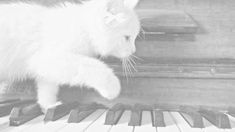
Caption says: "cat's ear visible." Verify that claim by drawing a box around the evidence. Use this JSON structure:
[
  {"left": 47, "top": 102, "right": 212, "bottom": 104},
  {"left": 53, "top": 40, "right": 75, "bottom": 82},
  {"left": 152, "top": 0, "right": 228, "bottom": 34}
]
[
  {"left": 104, "top": 0, "right": 138, "bottom": 26},
  {"left": 123, "top": 0, "right": 139, "bottom": 9},
  {"left": 104, "top": 0, "right": 127, "bottom": 26},
  {"left": 106, "top": 0, "right": 123, "bottom": 14}
]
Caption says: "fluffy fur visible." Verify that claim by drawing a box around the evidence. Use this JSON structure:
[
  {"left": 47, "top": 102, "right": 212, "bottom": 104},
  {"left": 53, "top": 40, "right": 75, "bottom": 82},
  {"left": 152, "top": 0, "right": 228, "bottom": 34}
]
[{"left": 0, "top": 0, "right": 140, "bottom": 110}]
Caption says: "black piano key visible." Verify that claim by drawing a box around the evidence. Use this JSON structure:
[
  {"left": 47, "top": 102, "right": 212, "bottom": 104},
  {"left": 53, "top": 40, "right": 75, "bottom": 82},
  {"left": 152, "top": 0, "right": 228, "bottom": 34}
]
[
  {"left": 0, "top": 99, "right": 36, "bottom": 117},
  {"left": 128, "top": 109, "right": 142, "bottom": 126},
  {"left": 150, "top": 110, "right": 154, "bottom": 127},
  {"left": 199, "top": 109, "right": 231, "bottom": 129},
  {"left": 44, "top": 102, "right": 79, "bottom": 122},
  {"left": 104, "top": 103, "right": 126, "bottom": 125},
  {"left": 154, "top": 110, "right": 166, "bottom": 127},
  {"left": 68, "top": 103, "right": 103, "bottom": 123},
  {"left": 9, "top": 103, "right": 43, "bottom": 126},
  {"left": 128, "top": 104, "right": 143, "bottom": 126},
  {"left": 180, "top": 112, "right": 204, "bottom": 128},
  {"left": 179, "top": 106, "right": 204, "bottom": 128}
]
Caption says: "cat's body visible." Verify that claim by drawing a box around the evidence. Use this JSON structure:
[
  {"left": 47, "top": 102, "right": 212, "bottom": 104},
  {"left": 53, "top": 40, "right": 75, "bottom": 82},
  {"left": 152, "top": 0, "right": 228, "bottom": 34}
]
[{"left": 0, "top": 0, "right": 140, "bottom": 110}]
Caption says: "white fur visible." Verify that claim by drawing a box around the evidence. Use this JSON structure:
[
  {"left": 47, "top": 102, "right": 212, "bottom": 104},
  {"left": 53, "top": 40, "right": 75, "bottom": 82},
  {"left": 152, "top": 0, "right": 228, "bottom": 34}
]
[{"left": 0, "top": 0, "right": 140, "bottom": 110}]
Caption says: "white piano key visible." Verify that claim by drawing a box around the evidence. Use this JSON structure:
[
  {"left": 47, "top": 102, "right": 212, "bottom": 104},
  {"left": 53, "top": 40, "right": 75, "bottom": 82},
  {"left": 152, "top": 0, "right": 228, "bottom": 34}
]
[
  {"left": 169, "top": 112, "right": 203, "bottom": 132},
  {"left": 57, "top": 109, "right": 105, "bottom": 132},
  {"left": 1, "top": 115, "right": 44, "bottom": 132},
  {"left": 85, "top": 111, "right": 112, "bottom": 132},
  {"left": 134, "top": 111, "right": 156, "bottom": 132},
  {"left": 0, "top": 116, "right": 9, "bottom": 124},
  {"left": 22, "top": 114, "right": 69, "bottom": 132},
  {"left": 0, "top": 116, "right": 10, "bottom": 131},
  {"left": 225, "top": 114, "right": 235, "bottom": 132},
  {"left": 202, "top": 117, "right": 226, "bottom": 132},
  {"left": 156, "top": 112, "right": 181, "bottom": 132},
  {"left": 109, "top": 110, "right": 133, "bottom": 132}
]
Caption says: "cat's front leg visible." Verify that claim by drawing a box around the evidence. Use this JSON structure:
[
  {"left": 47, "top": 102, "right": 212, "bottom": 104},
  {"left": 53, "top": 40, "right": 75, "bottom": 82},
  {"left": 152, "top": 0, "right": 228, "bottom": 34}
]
[
  {"left": 87, "top": 66, "right": 121, "bottom": 100},
  {"left": 28, "top": 52, "right": 121, "bottom": 110},
  {"left": 68, "top": 55, "right": 121, "bottom": 100},
  {"left": 36, "top": 79, "right": 61, "bottom": 113}
]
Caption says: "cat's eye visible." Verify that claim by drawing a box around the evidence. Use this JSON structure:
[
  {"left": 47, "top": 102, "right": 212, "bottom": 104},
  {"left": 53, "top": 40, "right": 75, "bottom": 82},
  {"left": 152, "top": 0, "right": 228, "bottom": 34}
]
[{"left": 124, "top": 35, "right": 131, "bottom": 41}]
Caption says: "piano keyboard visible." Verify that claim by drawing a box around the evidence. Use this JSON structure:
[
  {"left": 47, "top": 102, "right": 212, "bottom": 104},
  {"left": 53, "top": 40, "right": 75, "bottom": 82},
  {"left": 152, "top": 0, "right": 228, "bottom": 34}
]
[{"left": 0, "top": 99, "right": 235, "bottom": 132}]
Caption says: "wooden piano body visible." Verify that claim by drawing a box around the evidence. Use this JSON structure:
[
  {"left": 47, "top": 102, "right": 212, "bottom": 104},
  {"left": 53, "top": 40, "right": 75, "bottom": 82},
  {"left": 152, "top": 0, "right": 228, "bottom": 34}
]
[{"left": 1, "top": 0, "right": 235, "bottom": 131}]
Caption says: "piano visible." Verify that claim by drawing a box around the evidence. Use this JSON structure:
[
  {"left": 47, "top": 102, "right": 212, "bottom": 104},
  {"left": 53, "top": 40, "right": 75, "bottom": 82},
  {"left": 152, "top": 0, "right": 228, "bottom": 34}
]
[{"left": 1, "top": 0, "right": 235, "bottom": 131}]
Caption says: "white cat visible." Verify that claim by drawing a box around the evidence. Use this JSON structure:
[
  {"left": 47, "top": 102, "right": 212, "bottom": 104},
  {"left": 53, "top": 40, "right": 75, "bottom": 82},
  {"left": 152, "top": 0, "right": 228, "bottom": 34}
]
[{"left": 0, "top": 0, "right": 140, "bottom": 111}]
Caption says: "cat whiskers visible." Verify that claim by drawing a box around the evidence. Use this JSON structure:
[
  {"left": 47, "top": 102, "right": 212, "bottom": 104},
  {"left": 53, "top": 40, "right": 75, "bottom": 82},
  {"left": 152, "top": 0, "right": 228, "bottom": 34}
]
[
  {"left": 122, "top": 59, "right": 129, "bottom": 81},
  {"left": 121, "top": 56, "right": 138, "bottom": 80},
  {"left": 131, "top": 54, "right": 143, "bottom": 61},
  {"left": 127, "top": 57, "right": 137, "bottom": 72}
]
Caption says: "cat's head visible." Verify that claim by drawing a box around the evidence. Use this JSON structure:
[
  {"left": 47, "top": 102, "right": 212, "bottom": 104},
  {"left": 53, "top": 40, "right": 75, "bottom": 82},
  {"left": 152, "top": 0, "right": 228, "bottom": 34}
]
[{"left": 89, "top": 0, "right": 140, "bottom": 59}]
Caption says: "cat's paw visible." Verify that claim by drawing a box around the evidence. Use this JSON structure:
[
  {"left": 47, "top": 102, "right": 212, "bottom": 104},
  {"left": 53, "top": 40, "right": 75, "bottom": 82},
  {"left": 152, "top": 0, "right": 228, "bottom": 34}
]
[
  {"left": 38, "top": 101, "right": 62, "bottom": 114},
  {"left": 98, "top": 73, "right": 121, "bottom": 100}
]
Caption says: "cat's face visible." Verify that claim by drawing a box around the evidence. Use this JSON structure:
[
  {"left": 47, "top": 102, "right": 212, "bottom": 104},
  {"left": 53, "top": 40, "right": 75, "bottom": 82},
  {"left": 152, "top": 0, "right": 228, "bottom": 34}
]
[{"left": 93, "top": 0, "right": 140, "bottom": 59}]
